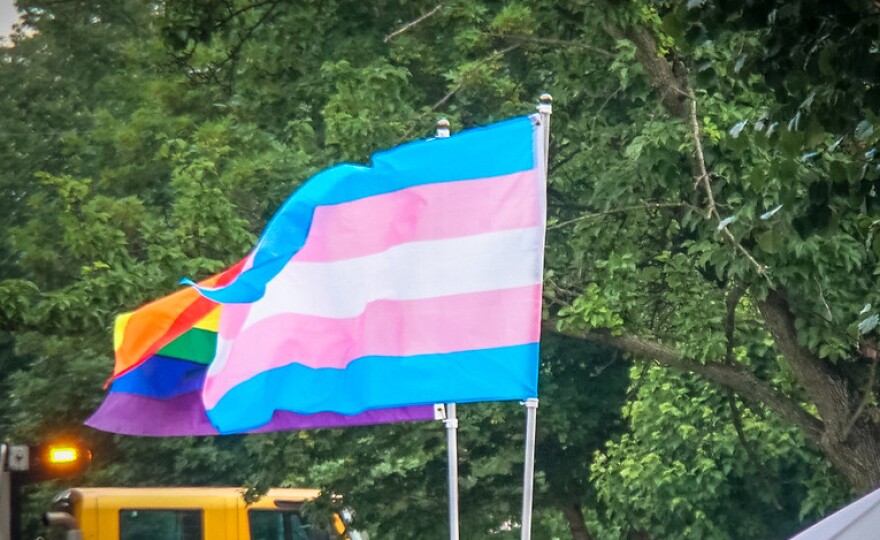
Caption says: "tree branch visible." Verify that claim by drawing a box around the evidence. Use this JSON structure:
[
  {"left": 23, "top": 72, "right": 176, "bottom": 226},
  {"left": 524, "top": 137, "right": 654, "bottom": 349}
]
[
  {"left": 488, "top": 33, "right": 614, "bottom": 57},
  {"left": 548, "top": 201, "right": 693, "bottom": 230},
  {"left": 604, "top": 24, "right": 689, "bottom": 118},
  {"left": 725, "top": 286, "right": 745, "bottom": 365},
  {"left": 605, "top": 22, "right": 769, "bottom": 279},
  {"left": 686, "top": 88, "right": 769, "bottom": 279},
  {"left": 219, "top": 1, "right": 279, "bottom": 69},
  {"left": 429, "top": 44, "right": 519, "bottom": 110},
  {"left": 601, "top": 8, "right": 880, "bottom": 493},
  {"left": 384, "top": 4, "right": 443, "bottom": 43},
  {"left": 842, "top": 355, "right": 879, "bottom": 442},
  {"left": 755, "top": 290, "right": 854, "bottom": 441},
  {"left": 726, "top": 390, "right": 759, "bottom": 464},
  {"left": 217, "top": 0, "right": 279, "bottom": 29},
  {"left": 545, "top": 321, "right": 825, "bottom": 445},
  {"left": 721, "top": 286, "right": 765, "bottom": 465},
  {"left": 399, "top": 44, "right": 520, "bottom": 140},
  {"left": 753, "top": 290, "right": 880, "bottom": 493}
]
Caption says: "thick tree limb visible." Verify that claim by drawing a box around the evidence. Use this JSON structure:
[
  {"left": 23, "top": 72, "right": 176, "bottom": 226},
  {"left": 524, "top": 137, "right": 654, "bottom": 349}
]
[
  {"left": 755, "top": 290, "right": 880, "bottom": 491},
  {"left": 842, "top": 355, "right": 879, "bottom": 443},
  {"left": 755, "top": 291, "right": 855, "bottom": 440},
  {"left": 604, "top": 24, "right": 689, "bottom": 118},
  {"left": 545, "top": 321, "right": 825, "bottom": 445},
  {"left": 562, "top": 504, "right": 596, "bottom": 540}
]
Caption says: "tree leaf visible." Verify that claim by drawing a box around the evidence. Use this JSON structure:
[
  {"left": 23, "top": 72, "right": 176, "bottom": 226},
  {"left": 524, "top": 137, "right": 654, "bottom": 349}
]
[
  {"left": 717, "top": 215, "right": 737, "bottom": 230},
  {"left": 729, "top": 120, "right": 747, "bottom": 138},
  {"left": 760, "top": 205, "right": 783, "bottom": 220},
  {"left": 755, "top": 229, "right": 782, "bottom": 253},
  {"left": 859, "top": 314, "right": 879, "bottom": 335},
  {"left": 855, "top": 120, "right": 875, "bottom": 141},
  {"left": 829, "top": 136, "right": 843, "bottom": 152}
]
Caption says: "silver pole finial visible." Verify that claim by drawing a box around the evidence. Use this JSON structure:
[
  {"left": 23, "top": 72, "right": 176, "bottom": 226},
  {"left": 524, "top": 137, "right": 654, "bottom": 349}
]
[
  {"left": 537, "top": 94, "right": 553, "bottom": 115},
  {"left": 436, "top": 118, "right": 451, "bottom": 138}
]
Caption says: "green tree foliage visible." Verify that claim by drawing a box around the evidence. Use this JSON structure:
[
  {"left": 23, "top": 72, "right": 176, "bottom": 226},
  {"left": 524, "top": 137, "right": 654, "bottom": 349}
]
[{"left": 3, "top": 0, "right": 880, "bottom": 538}]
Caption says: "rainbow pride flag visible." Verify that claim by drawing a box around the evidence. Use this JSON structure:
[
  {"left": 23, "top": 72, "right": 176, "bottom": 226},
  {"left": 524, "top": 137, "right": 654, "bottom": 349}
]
[
  {"left": 191, "top": 115, "right": 547, "bottom": 434},
  {"left": 87, "top": 269, "right": 435, "bottom": 436}
]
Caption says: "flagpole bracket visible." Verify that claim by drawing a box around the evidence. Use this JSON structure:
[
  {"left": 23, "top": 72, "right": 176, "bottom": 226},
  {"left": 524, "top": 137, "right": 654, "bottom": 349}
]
[{"left": 522, "top": 398, "right": 539, "bottom": 410}]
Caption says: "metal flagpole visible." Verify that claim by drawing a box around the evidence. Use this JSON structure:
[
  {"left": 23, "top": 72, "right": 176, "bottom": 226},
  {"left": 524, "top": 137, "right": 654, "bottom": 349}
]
[
  {"left": 521, "top": 94, "right": 552, "bottom": 540},
  {"left": 445, "top": 402, "right": 460, "bottom": 540},
  {"left": 436, "top": 117, "right": 460, "bottom": 540},
  {"left": 521, "top": 398, "right": 539, "bottom": 540}
]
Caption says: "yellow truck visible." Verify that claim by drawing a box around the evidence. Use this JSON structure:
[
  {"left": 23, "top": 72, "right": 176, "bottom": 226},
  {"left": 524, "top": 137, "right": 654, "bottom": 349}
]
[{"left": 43, "top": 487, "right": 363, "bottom": 540}]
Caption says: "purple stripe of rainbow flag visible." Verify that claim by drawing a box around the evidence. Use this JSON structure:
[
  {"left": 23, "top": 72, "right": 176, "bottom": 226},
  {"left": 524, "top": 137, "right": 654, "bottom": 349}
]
[{"left": 90, "top": 389, "right": 432, "bottom": 437}]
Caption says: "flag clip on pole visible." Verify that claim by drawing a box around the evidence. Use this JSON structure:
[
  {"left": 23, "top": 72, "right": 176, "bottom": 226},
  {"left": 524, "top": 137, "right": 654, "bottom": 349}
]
[
  {"left": 522, "top": 94, "right": 551, "bottom": 540},
  {"left": 436, "top": 117, "right": 460, "bottom": 540}
]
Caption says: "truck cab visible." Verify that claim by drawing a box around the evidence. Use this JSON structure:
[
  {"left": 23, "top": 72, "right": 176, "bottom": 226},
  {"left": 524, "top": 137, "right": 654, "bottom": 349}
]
[{"left": 44, "top": 487, "right": 358, "bottom": 540}]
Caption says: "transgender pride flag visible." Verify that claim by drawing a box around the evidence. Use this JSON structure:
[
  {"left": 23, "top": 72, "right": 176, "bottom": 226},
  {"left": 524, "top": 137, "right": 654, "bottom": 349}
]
[
  {"left": 190, "top": 115, "right": 547, "bottom": 434},
  {"left": 89, "top": 114, "right": 547, "bottom": 436}
]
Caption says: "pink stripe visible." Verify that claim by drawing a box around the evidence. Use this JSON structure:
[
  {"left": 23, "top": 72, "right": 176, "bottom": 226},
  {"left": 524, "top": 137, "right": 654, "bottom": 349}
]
[
  {"left": 294, "top": 170, "right": 541, "bottom": 262},
  {"left": 217, "top": 301, "right": 252, "bottom": 340},
  {"left": 203, "top": 285, "right": 542, "bottom": 408}
]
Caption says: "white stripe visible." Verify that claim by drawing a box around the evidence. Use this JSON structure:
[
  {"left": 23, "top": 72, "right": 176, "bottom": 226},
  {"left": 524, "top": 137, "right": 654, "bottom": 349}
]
[{"left": 243, "top": 226, "right": 544, "bottom": 324}]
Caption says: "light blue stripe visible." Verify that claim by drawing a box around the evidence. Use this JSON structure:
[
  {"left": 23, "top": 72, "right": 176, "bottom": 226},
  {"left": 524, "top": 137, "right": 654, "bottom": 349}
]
[
  {"left": 206, "top": 343, "right": 540, "bottom": 434},
  {"left": 185, "top": 116, "right": 536, "bottom": 304}
]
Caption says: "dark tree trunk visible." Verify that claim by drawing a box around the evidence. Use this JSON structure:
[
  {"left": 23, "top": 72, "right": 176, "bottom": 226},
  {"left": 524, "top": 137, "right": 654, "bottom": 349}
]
[
  {"left": 561, "top": 504, "right": 595, "bottom": 540},
  {"left": 757, "top": 289, "right": 880, "bottom": 493}
]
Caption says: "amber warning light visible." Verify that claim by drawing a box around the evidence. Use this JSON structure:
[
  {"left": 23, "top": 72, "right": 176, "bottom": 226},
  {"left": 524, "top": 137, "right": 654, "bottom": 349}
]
[
  {"left": 31, "top": 442, "right": 92, "bottom": 481},
  {"left": 48, "top": 447, "right": 79, "bottom": 465},
  {"left": 2, "top": 441, "right": 91, "bottom": 482}
]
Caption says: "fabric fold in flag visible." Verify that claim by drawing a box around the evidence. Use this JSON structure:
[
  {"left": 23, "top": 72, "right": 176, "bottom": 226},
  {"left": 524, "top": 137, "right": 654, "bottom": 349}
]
[
  {"left": 108, "top": 259, "right": 246, "bottom": 382},
  {"left": 194, "top": 115, "right": 547, "bottom": 433}
]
